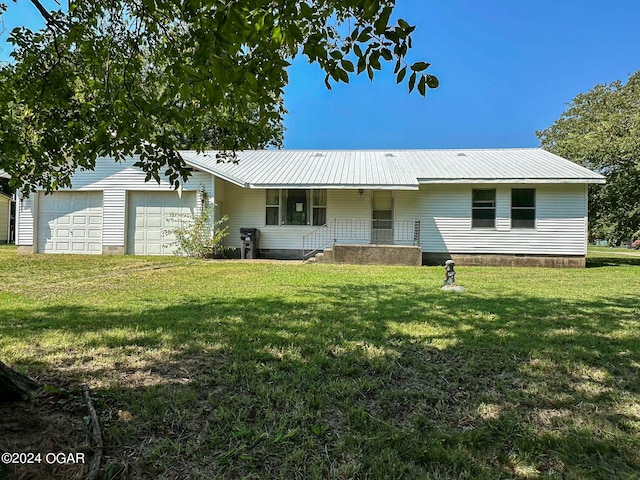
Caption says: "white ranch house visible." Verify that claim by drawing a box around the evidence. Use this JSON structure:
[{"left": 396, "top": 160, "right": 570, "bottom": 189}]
[{"left": 15, "top": 149, "right": 605, "bottom": 266}]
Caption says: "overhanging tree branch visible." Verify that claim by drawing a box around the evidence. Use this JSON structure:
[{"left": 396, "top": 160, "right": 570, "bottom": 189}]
[
  {"left": 1, "top": 0, "right": 438, "bottom": 193},
  {"left": 28, "top": 0, "right": 68, "bottom": 31}
]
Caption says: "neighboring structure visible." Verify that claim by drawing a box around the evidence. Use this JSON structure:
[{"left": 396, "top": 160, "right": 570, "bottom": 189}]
[
  {"left": 14, "top": 149, "right": 605, "bottom": 266},
  {"left": 0, "top": 193, "right": 11, "bottom": 243}
]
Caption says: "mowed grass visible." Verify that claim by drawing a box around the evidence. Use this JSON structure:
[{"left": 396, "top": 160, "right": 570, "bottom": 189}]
[{"left": 1, "top": 244, "right": 640, "bottom": 479}]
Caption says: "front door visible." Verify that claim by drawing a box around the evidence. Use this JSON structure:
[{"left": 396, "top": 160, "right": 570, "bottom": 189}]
[{"left": 371, "top": 190, "right": 393, "bottom": 244}]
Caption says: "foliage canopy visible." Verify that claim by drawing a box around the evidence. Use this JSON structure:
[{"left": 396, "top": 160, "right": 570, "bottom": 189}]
[
  {"left": 537, "top": 71, "right": 640, "bottom": 244},
  {"left": 0, "top": 0, "right": 437, "bottom": 193}
]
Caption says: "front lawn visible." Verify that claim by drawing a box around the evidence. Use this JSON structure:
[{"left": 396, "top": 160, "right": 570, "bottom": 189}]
[{"left": 1, "top": 245, "right": 639, "bottom": 479}]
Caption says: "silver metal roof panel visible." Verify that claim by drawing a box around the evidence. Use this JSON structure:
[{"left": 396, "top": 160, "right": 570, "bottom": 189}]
[{"left": 181, "top": 148, "right": 605, "bottom": 188}]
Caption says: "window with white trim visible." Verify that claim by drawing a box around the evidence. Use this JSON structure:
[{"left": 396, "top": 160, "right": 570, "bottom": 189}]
[
  {"left": 266, "top": 189, "right": 327, "bottom": 226},
  {"left": 312, "top": 190, "right": 327, "bottom": 226},
  {"left": 472, "top": 189, "right": 496, "bottom": 228},
  {"left": 265, "top": 189, "right": 280, "bottom": 225},
  {"left": 511, "top": 189, "right": 535, "bottom": 229},
  {"left": 284, "top": 189, "right": 308, "bottom": 225}
]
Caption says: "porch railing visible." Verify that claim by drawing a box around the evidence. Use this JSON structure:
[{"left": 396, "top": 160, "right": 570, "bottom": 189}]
[{"left": 302, "top": 219, "right": 421, "bottom": 260}]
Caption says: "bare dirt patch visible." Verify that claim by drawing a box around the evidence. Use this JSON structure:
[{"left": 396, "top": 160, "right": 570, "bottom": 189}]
[{"left": 0, "top": 387, "right": 91, "bottom": 480}]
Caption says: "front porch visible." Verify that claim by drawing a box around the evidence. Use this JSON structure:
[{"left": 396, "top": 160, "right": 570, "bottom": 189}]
[
  {"left": 309, "top": 243, "right": 422, "bottom": 266},
  {"left": 302, "top": 219, "right": 421, "bottom": 265}
]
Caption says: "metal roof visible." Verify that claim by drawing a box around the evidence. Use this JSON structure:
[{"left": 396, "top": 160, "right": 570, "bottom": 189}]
[
  {"left": 405, "top": 149, "right": 606, "bottom": 184},
  {"left": 181, "top": 148, "right": 605, "bottom": 189},
  {"left": 181, "top": 150, "right": 421, "bottom": 189}
]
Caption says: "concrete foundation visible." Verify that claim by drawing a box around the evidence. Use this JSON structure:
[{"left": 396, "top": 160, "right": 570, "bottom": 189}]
[
  {"left": 102, "top": 246, "right": 125, "bottom": 255},
  {"left": 17, "top": 245, "right": 35, "bottom": 255},
  {"left": 325, "top": 244, "right": 422, "bottom": 266},
  {"left": 422, "top": 252, "right": 586, "bottom": 268},
  {"left": 256, "top": 249, "right": 302, "bottom": 260}
]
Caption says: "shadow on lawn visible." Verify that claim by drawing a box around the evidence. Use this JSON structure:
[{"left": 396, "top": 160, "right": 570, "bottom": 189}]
[
  {"left": 587, "top": 254, "right": 640, "bottom": 268},
  {"left": 2, "top": 285, "right": 640, "bottom": 479}
]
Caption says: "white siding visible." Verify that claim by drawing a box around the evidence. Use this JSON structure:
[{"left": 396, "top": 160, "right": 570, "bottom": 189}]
[
  {"left": 16, "top": 195, "right": 35, "bottom": 246},
  {"left": 223, "top": 186, "right": 371, "bottom": 251},
  {"left": 103, "top": 190, "right": 126, "bottom": 246},
  {"left": 15, "top": 158, "right": 214, "bottom": 251},
  {"left": 224, "top": 183, "right": 588, "bottom": 256},
  {"left": 213, "top": 177, "right": 227, "bottom": 224},
  {"left": 224, "top": 184, "right": 315, "bottom": 250},
  {"left": 410, "top": 184, "right": 588, "bottom": 255},
  {"left": 59, "top": 158, "right": 212, "bottom": 192},
  {"left": 327, "top": 189, "right": 371, "bottom": 219}
]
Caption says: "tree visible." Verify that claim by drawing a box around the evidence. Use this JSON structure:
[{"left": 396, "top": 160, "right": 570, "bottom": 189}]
[
  {"left": 0, "top": 0, "right": 438, "bottom": 194},
  {"left": 0, "top": 360, "right": 39, "bottom": 402},
  {"left": 537, "top": 71, "right": 640, "bottom": 245},
  {"left": 0, "top": 177, "right": 11, "bottom": 196}
]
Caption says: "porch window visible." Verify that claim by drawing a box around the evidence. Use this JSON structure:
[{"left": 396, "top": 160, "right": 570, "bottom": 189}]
[
  {"left": 472, "top": 189, "right": 496, "bottom": 228},
  {"left": 511, "top": 189, "right": 535, "bottom": 229},
  {"left": 284, "top": 189, "right": 309, "bottom": 225},
  {"left": 265, "top": 189, "right": 280, "bottom": 225},
  {"left": 267, "top": 189, "right": 327, "bottom": 226},
  {"left": 312, "top": 190, "right": 327, "bottom": 226}
]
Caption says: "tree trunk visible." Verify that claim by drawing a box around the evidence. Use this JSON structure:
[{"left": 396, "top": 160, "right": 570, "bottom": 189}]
[{"left": 0, "top": 360, "right": 39, "bottom": 402}]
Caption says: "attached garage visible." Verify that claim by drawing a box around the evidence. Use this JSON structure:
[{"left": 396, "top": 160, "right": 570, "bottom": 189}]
[
  {"left": 127, "top": 191, "right": 196, "bottom": 255},
  {"left": 37, "top": 192, "right": 103, "bottom": 254}
]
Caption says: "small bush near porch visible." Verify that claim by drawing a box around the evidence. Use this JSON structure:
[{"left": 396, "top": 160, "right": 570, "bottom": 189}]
[{"left": 1, "top": 245, "right": 639, "bottom": 479}]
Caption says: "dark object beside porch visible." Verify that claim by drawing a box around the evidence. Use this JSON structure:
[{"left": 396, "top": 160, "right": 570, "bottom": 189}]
[{"left": 240, "top": 228, "right": 260, "bottom": 259}]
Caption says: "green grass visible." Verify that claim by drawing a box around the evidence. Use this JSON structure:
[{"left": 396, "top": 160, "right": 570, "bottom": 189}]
[{"left": 1, "top": 244, "right": 640, "bottom": 479}]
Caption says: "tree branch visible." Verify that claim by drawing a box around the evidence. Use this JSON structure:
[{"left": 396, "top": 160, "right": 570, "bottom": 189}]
[{"left": 29, "top": 0, "right": 67, "bottom": 31}]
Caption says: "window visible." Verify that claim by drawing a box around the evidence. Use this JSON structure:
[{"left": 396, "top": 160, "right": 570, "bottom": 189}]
[
  {"left": 312, "top": 190, "right": 327, "bottom": 226},
  {"left": 472, "top": 189, "right": 496, "bottom": 228},
  {"left": 284, "top": 190, "right": 308, "bottom": 225},
  {"left": 372, "top": 190, "right": 393, "bottom": 228},
  {"left": 372, "top": 190, "right": 393, "bottom": 243},
  {"left": 266, "top": 189, "right": 327, "bottom": 226},
  {"left": 511, "top": 189, "right": 535, "bottom": 229},
  {"left": 265, "top": 189, "right": 279, "bottom": 225}
]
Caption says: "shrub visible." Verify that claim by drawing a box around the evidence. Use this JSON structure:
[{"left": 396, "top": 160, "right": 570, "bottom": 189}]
[
  {"left": 163, "top": 205, "right": 232, "bottom": 258},
  {"left": 632, "top": 239, "right": 640, "bottom": 250}
]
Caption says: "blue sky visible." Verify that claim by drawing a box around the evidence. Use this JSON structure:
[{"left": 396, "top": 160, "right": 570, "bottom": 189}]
[
  {"left": 2, "top": 1, "right": 639, "bottom": 150},
  {"left": 284, "top": 1, "right": 640, "bottom": 149}
]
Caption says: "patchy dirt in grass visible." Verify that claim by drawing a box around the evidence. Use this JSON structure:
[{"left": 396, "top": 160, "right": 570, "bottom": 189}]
[{"left": 0, "top": 386, "right": 91, "bottom": 480}]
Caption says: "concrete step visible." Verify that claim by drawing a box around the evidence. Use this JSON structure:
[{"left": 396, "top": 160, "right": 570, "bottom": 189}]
[{"left": 322, "top": 248, "right": 334, "bottom": 263}]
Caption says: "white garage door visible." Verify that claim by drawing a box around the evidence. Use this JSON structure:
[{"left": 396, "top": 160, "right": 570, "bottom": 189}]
[
  {"left": 127, "top": 191, "right": 196, "bottom": 255},
  {"left": 38, "top": 192, "right": 103, "bottom": 254}
]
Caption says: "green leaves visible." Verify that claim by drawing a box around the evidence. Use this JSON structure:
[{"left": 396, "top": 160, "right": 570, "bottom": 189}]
[
  {"left": 316, "top": 7, "right": 438, "bottom": 96},
  {"left": 537, "top": 70, "right": 640, "bottom": 244},
  {"left": 411, "top": 61, "right": 430, "bottom": 72},
  {"left": 373, "top": 6, "right": 393, "bottom": 35},
  {"left": 426, "top": 74, "right": 439, "bottom": 89},
  {"left": 341, "top": 59, "right": 355, "bottom": 72},
  {"left": 408, "top": 72, "right": 416, "bottom": 93},
  {"left": 396, "top": 67, "right": 407, "bottom": 84},
  {"left": 417, "top": 76, "right": 426, "bottom": 96},
  {"left": 0, "top": 0, "right": 438, "bottom": 193},
  {"left": 165, "top": 205, "right": 232, "bottom": 258}
]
